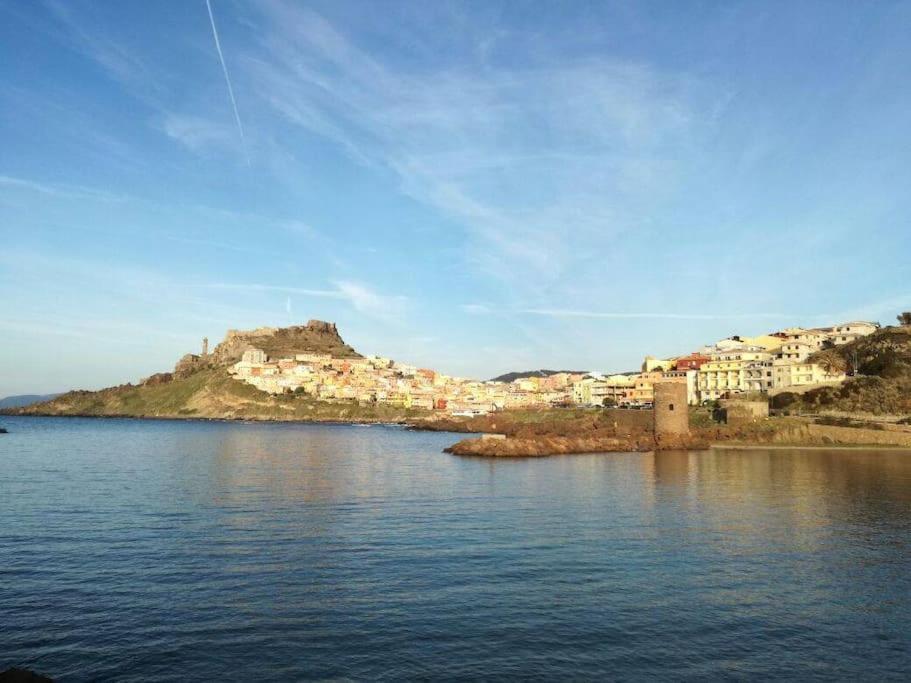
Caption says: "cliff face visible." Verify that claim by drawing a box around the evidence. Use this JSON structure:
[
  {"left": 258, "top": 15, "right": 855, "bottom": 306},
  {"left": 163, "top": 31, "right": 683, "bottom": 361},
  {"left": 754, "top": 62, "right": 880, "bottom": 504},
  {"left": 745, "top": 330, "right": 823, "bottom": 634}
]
[
  {"left": 168, "top": 320, "right": 360, "bottom": 379},
  {"left": 210, "top": 320, "right": 360, "bottom": 365}
]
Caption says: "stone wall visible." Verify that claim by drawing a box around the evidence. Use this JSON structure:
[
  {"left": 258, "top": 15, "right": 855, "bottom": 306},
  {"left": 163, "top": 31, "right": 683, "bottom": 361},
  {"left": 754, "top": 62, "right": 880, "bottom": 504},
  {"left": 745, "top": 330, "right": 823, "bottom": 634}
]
[
  {"left": 654, "top": 382, "right": 689, "bottom": 435},
  {"left": 806, "top": 423, "right": 911, "bottom": 447},
  {"left": 602, "top": 408, "right": 654, "bottom": 434},
  {"left": 719, "top": 399, "right": 769, "bottom": 424}
]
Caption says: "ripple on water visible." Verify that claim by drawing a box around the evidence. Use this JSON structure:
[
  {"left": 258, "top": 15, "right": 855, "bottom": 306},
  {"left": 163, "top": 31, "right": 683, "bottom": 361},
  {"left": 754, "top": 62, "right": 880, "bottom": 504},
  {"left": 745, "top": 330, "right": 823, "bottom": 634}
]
[{"left": 1, "top": 417, "right": 910, "bottom": 680}]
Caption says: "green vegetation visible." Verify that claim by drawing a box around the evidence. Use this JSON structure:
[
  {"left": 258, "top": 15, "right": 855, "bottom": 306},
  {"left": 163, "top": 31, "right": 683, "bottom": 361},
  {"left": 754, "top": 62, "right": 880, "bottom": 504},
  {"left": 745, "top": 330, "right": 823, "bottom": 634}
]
[
  {"left": 784, "top": 325, "right": 911, "bottom": 416},
  {"left": 814, "top": 415, "right": 886, "bottom": 430},
  {"left": 5, "top": 367, "right": 430, "bottom": 423}
]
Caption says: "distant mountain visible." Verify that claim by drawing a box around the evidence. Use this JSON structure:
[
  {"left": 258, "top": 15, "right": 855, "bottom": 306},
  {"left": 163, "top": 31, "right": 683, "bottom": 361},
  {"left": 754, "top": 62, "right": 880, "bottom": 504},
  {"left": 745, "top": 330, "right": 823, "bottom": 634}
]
[
  {"left": 0, "top": 394, "right": 61, "bottom": 409},
  {"left": 490, "top": 369, "right": 590, "bottom": 383}
]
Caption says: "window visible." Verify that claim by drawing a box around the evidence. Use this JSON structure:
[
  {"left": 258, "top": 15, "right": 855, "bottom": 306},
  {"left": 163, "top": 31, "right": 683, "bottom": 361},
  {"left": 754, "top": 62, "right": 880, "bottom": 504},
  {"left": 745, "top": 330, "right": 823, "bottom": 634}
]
[{"left": 669, "top": 404, "right": 675, "bottom": 411}]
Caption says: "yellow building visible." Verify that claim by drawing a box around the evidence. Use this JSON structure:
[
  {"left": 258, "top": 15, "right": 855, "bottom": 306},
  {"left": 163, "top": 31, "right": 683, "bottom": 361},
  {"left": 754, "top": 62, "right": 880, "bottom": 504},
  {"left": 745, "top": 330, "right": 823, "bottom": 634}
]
[
  {"left": 739, "top": 334, "right": 784, "bottom": 352},
  {"left": 743, "top": 360, "right": 774, "bottom": 392},
  {"left": 771, "top": 359, "right": 846, "bottom": 391},
  {"left": 780, "top": 328, "right": 826, "bottom": 349},
  {"left": 825, "top": 321, "right": 879, "bottom": 345},
  {"left": 697, "top": 351, "right": 772, "bottom": 402},
  {"left": 641, "top": 356, "right": 675, "bottom": 373}
]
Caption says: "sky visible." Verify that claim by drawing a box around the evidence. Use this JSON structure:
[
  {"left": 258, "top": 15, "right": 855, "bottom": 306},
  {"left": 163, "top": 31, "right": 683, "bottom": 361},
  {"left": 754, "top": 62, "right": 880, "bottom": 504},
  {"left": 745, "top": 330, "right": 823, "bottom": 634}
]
[{"left": 1, "top": 0, "right": 910, "bottom": 396}]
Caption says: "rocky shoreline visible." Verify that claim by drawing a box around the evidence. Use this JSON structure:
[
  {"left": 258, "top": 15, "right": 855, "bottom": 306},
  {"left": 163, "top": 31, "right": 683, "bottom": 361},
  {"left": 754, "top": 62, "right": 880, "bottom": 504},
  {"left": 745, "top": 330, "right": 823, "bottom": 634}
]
[
  {"left": 442, "top": 418, "right": 911, "bottom": 457},
  {"left": 444, "top": 433, "right": 710, "bottom": 457},
  {"left": 7, "top": 409, "right": 911, "bottom": 456}
]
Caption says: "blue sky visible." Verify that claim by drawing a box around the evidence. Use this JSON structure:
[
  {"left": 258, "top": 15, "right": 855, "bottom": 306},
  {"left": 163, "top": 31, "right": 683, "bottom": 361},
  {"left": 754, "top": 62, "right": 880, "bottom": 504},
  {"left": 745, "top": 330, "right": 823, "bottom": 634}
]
[{"left": 2, "top": 0, "right": 910, "bottom": 396}]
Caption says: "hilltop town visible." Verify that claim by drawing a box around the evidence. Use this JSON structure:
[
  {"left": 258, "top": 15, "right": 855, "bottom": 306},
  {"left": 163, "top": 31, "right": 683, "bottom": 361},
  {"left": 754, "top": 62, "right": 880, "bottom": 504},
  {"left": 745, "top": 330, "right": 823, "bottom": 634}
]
[
  {"left": 7, "top": 316, "right": 911, "bottom": 443},
  {"left": 226, "top": 320, "right": 879, "bottom": 415}
]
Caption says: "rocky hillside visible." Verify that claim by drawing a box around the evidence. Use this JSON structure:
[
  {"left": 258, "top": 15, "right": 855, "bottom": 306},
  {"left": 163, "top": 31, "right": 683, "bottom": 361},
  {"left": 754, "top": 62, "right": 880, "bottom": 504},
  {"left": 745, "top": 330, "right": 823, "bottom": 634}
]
[
  {"left": 173, "top": 320, "right": 360, "bottom": 379},
  {"left": 782, "top": 325, "right": 911, "bottom": 415},
  {"left": 809, "top": 325, "right": 911, "bottom": 377},
  {"left": 210, "top": 320, "right": 360, "bottom": 365},
  {"left": 2, "top": 321, "right": 400, "bottom": 422},
  {"left": 5, "top": 367, "right": 427, "bottom": 422}
]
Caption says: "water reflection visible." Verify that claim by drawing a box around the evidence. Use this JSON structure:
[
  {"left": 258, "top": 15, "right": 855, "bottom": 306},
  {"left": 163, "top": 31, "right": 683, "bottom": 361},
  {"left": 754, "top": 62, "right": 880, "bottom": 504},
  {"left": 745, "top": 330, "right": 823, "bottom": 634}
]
[{"left": 1, "top": 417, "right": 909, "bottom": 681}]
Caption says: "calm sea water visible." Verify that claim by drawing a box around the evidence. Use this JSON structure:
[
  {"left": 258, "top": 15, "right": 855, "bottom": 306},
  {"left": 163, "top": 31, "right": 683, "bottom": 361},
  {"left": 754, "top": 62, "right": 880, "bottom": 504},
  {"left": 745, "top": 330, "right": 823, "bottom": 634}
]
[{"left": 1, "top": 416, "right": 909, "bottom": 681}]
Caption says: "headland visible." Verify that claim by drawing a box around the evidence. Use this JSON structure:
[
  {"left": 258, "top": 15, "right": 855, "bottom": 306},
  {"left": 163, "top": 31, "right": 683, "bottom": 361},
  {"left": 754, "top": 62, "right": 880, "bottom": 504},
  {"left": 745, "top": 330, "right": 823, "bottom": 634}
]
[{"left": 5, "top": 317, "right": 911, "bottom": 455}]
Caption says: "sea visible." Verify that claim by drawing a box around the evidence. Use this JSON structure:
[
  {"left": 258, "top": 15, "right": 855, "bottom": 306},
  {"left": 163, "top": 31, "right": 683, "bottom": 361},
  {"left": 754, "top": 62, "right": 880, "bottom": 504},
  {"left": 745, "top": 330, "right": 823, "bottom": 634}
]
[{"left": 1, "top": 416, "right": 909, "bottom": 680}]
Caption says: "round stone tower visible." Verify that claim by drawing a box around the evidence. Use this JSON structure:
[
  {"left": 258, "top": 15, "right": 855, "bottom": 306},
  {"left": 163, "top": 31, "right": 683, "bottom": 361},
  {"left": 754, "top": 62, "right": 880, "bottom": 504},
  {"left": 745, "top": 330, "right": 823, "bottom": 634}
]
[{"left": 653, "top": 381, "right": 689, "bottom": 436}]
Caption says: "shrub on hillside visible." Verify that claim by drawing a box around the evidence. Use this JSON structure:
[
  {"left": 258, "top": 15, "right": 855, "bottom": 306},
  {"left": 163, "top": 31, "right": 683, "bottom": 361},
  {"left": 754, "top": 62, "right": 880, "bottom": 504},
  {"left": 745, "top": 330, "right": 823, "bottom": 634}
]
[
  {"left": 803, "top": 385, "right": 838, "bottom": 407},
  {"left": 770, "top": 392, "right": 798, "bottom": 409}
]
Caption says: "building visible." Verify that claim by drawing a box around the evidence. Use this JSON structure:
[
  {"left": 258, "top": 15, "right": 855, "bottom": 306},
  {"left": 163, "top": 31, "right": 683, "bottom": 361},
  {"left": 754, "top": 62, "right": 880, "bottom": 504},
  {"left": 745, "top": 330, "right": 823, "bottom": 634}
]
[
  {"left": 771, "top": 359, "right": 846, "bottom": 391},
  {"left": 642, "top": 355, "right": 675, "bottom": 373},
  {"left": 825, "top": 321, "right": 879, "bottom": 345},
  {"left": 661, "top": 369, "right": 698, "bottom": 405},
  {"left": 779, "top": 328, "right": 827, "bottom": 350},
  {"left": 743, "top": 360, "right": 774, "bottom": 393},
  {"left": 778, "top": 342, "right": 814, "bottom": 363},
  {"left": 696, "top": 350, "right": 772, "bottom": 402},
  {"left": 242, "top": 348, "right": 268, "bottom": 364},
  {"left": 674, "top": 353, "right": 710, "bottom": 372},
  {"left": 625, "top": 371, "right": 664, "bottom": 406}
]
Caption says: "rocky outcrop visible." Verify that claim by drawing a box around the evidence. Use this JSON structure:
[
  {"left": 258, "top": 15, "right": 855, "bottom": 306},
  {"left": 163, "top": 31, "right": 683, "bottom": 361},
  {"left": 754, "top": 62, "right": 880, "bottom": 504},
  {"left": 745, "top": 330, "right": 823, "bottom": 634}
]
[
  {"left": 141, "top": 372, "right": 173, "bottom": 386},
  {"left": 444, "top": 432, "right": 709, "bottom": 457},
  {"left": 174, "top": 353, "right": 209, "bottom": 379},
  {"left": 166, "top": 320, "right": 359, "bottom": 380},
  {"left": 209, "top": 320, "right": 359, "bottom": 365}
]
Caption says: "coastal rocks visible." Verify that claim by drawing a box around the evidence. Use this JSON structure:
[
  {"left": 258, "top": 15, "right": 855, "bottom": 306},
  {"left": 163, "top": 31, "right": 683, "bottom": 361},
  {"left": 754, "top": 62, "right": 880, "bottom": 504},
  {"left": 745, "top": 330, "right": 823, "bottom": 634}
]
[
  {"left": 444, "top": 431, "right": 710, "bottom": 457},
  {"left": 444, "top": 434, "right": 656, "bottom": 457},
  {"left": 0, "top": 427, "right": 7, "bottom": 433}
]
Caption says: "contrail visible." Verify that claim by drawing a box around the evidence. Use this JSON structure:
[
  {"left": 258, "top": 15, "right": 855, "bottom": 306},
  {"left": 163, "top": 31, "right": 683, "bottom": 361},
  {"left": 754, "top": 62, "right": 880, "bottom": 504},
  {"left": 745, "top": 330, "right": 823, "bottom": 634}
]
[{"left": 205, "top": 0, "right": 248, "bottom": 163}]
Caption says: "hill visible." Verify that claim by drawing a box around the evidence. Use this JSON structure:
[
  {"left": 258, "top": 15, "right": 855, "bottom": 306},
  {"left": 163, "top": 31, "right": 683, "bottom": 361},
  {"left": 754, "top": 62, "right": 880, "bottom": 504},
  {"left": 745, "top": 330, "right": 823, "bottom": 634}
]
[
  {"left": 4, "top": 367, "right": 427, "bottom": 422},
  {"left": 210, "top": 320, "right": 360, "bottom": 364},
  {"left": 778, "top": 325, "right": 911, "bottom": 416},
  {"left": 0, "top": 394, "right": 61, "bottom": 409},
  {"left": 171, "top": 320, "right": 361, "bottom": 379},
  {"left": 809, "top": 325, "right": 911, "bottom": 377},
  {"left": 1, "top": 320, "right": 424, "bottom": 422},
  {"left": 490, "top": 369, "right": 590, "bottom": 383}
]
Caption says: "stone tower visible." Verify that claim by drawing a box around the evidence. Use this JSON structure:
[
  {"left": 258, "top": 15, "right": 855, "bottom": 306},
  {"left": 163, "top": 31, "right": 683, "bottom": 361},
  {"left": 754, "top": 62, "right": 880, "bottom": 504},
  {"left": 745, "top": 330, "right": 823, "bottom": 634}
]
[
  {"left": 202, "top": 337, "right": 209, "bottom": 357},
  {"left": 653, "top": 381, "right": 689, "bottom": 436}
]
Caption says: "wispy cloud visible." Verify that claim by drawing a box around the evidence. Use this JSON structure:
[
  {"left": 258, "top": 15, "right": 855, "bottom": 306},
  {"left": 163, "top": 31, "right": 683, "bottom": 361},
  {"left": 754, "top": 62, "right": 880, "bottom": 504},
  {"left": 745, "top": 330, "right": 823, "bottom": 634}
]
[
  {"left": 333, "top": 280, "right": 408, "bottom": 320},
  {"left": 206, "top": 282, "right": 344, "bottom": 298},
  {"left": 42, "top": 0, "right": 164, "bottom": 103},
  {"left": 245, "top": 2, "right": 715, "bottom": 293},
  {"left": 521, "top": 308, "right": 796, "bottom": 321},
  {"left": 0, "top": 174, "right": 127, "bottom": 202},
  {"left": 461, "top": 303, "right": 491, "bottom": 315},
  {"left": 206, "top": 280, "right": 409, "bottom": 321},
  {"left": 161, "top": 114, "right": 234, "bottom": 152}
]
